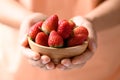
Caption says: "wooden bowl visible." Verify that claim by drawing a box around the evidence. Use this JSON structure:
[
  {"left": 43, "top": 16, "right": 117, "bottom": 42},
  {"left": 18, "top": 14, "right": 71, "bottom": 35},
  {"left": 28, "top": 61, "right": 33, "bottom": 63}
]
[{"left": 28, "top": 37, "right": 88, "bottom": 64}]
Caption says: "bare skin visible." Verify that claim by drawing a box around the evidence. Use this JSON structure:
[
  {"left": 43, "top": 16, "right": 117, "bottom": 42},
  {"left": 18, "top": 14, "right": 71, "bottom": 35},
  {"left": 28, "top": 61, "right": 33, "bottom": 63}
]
[{"left": 0, "top": 0, "right": 120, "bottom": 70}]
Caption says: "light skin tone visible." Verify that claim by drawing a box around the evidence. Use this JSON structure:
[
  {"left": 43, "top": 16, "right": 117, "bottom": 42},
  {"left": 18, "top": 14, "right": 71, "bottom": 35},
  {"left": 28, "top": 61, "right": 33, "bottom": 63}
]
[
  {"left": 0, "top": 0, "right": 120, "bottom": 70},
  {"left": 20, "top": 14, "right": 97, "bottom": 70}
]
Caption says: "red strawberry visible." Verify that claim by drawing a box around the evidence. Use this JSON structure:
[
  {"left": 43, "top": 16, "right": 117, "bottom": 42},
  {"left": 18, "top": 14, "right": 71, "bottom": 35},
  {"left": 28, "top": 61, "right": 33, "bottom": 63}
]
[
  {"left": 68, "top": 20, "right": 76, "bottom": 30},
  {"left": 73, "top": 26, "right": 89, "bottom": 36},
  {"left": 67, "top": 34, "right": 87, "bottom": 47},
  {"left": 58, "top": 19, "right": 66, "bottom": 25},
  {"left": 57, "top": 20, "right": 72, "bottom": 39},
  {"left": 35, "top": 32, "right": 48, "bottom": 46},
  {"left": 48, "top": 30, "right": 64, "bottom": 48},
  {"left": 28, "top": 21, "right": 43, "bottom": 40},
  {"left": 41, "top": 14, "right": 58, "bottom": 34},
  {"left": 35, "top": 21, "right": 43, "bottom": 29}
]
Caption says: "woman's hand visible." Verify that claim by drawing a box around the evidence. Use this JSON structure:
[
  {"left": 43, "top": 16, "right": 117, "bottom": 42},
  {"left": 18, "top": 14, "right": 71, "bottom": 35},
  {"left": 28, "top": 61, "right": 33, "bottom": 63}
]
[
  {"left": 19, "top": 13, "right": 55, "bottom": 70},
  {"left": 19, "top": 14, "right": 97, "bottom": 70},
  {"left": 56, "top": 16, "right": 97, "bottom": 70}
]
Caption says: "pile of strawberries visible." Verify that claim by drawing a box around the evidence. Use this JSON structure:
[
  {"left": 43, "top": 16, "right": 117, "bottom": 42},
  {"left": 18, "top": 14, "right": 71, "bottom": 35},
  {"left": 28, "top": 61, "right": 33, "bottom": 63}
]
[{"left": 28, "top": 14, "right": 89, "bottom": 48}]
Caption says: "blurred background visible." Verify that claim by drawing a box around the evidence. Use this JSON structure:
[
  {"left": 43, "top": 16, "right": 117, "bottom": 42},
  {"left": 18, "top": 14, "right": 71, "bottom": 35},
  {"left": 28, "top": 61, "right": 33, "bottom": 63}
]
[{"left": 0, "top": 0, "right": 120, "bottom": 80}]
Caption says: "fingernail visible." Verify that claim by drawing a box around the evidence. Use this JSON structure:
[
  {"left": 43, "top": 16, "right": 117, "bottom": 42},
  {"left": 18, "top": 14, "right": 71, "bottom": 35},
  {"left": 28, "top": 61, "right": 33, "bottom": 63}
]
[
  {"left": 64, "top": 63, "right": 71, "bottom": 67},
  {"left": 42, "top": 60, "right": 49, "bottom": 64},
  {"left": 33, "top": 52, "right": 40, "bottom": 60},
  {"left": 33, "top": 55, "right": 40, "bottom": 60},
  {"left": 61, "top": 60, "right": 71, "bottom": 67},
  {"left": 46, "top": 64, "right": 54, "bottom": 70},
  {"left": 41, "top": 56, "right": 50, "bottom": 64}
]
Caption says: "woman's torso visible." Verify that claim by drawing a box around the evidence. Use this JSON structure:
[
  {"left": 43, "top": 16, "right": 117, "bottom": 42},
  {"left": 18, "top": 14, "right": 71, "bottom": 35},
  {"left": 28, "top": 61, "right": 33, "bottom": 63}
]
[{"left": 19, "top": 0, "right": 98, "bottom": 18}]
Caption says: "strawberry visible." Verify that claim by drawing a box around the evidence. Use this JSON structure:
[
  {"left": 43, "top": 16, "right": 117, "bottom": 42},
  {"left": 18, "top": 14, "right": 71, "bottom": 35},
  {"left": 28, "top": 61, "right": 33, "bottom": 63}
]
[
  {"left": 41, "top": 14, "right": 58, "bottom": 34},
  {"left": 48, "top": 30, "right": 64, "bottom": 48},
  {"left": 35, "top": 21, "right": 43, "bottom": 29},
  {"left": 68, "top": 20, "right": 76, "bottom": 30},
  {"left": 73, "top": 26, "right": 89, "bottom": 36},
  {"left": 35, "top": 32, "right": 48, "bottom": 46},
  {"left": 67, "top": 34, "right": 87, "bottom": 47},
  {"left": 28, "top": 21, "right": 43, "bottom": 40},
  {"left": 57, "top": 20, "right": 72, "bottom": 39},
  {"left": 58, "top": 19, "right": 66, "bottom": 25}
]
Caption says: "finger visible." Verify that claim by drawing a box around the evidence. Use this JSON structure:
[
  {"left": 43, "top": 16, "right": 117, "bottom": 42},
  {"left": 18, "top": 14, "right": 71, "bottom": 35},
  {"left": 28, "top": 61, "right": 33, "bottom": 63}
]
[
  {"left": 56, "top": 64, "right": 67, "bottom": 70},
  {"left": 73, "top": 62, "right": 86, "bottom": 69},
  {"left": 66, "top": 62, "right": 86, "bottom": 70},
  {"left": 45, "top": 62, "right": 55, "bottom": 70},
  {"left": 21, "top": 47, "right": 40, "bottom": 60},
  {"left": 61, "top": 58, "right": 72, "bottom": 67},
  {"left": 41, "top": 55, "right": 51, "bottom": 64},
  {"left": 72, "top": 50, "right": 94, "bottom": 65},
  {"left": 28, "top": 59, "right": 45, "bottom": 68}
]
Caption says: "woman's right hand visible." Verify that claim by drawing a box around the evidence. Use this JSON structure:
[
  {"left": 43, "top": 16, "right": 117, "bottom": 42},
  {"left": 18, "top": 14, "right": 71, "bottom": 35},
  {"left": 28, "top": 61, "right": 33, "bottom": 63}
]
[{"left": 19, "top": 13, "right": 55, "bottom": 70}]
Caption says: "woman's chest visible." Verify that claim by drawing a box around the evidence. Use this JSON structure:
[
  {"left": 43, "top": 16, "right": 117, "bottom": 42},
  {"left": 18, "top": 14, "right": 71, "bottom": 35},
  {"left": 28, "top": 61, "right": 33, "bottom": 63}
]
[{"left": 19, "top": 0, "right": 94, "bottom": 18}]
